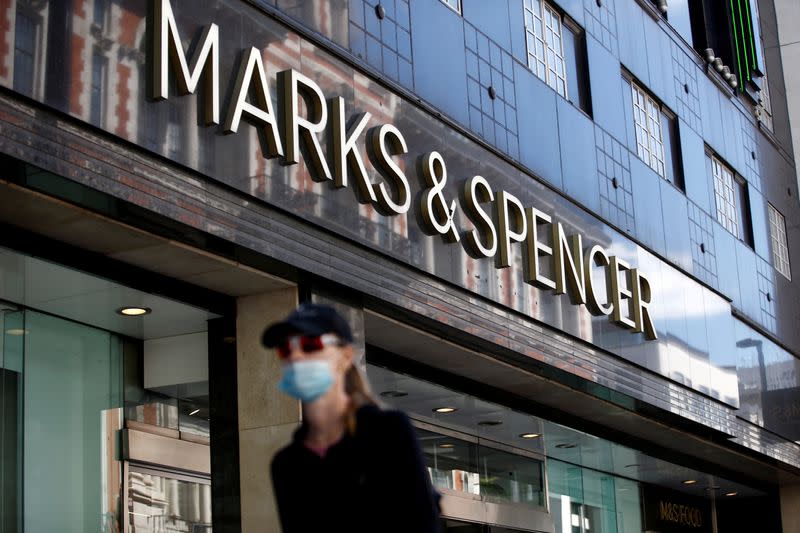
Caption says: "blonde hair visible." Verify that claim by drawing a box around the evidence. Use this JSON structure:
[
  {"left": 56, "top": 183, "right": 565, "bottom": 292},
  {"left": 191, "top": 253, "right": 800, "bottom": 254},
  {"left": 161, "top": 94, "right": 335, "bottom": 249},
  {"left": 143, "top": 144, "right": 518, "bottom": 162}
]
[{"left": 343, "top": 363, "right": 379, "bottom": 434}]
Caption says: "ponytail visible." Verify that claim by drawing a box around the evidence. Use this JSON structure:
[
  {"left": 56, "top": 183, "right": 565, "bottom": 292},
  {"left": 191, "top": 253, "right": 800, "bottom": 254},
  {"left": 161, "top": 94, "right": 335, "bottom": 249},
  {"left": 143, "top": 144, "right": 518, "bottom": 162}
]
[{"left": 343, "top": 364, "right": 379, "bottom": 435}]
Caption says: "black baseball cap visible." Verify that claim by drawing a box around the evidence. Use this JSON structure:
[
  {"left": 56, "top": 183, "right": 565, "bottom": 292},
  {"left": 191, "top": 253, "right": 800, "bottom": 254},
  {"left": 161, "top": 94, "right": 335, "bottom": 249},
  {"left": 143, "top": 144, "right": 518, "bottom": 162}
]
[{"left": 261, "top": 303, "right": 354, "bottom": 347}]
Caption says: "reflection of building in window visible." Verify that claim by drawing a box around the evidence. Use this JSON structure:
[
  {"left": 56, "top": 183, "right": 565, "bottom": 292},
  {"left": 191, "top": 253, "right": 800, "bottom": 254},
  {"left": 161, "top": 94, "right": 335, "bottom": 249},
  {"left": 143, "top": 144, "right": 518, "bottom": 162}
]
[
  {"left": 710, "top": 153, "right": 752, "bottom": 246},
  {"left": 768, "top": 203, "right": 791, "bottom": 280}
]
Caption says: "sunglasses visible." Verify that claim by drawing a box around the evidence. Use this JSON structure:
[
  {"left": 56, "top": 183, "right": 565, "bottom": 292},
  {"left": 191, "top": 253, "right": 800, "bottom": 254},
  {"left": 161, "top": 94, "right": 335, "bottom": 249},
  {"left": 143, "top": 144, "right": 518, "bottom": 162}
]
[{"left": 276, "top": 333, "right": 344, "bottom": 359}]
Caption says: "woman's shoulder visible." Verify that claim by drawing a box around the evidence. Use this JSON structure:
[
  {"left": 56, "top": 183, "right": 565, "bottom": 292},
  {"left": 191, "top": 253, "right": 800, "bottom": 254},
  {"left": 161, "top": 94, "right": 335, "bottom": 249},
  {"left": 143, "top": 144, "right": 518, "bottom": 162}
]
[
  {"left": 356, "top": 405, "right": 415, "bottom": 436},
  {"left": 270, "top": 436, "right": 304, "bottom": 475}
]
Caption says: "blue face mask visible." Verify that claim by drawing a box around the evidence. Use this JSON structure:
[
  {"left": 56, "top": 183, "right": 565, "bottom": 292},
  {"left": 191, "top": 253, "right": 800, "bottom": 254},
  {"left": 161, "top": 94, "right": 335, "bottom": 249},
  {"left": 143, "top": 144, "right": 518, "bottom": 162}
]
[{"left": 278, "top": 360, "right": 334, "bottom": 402}]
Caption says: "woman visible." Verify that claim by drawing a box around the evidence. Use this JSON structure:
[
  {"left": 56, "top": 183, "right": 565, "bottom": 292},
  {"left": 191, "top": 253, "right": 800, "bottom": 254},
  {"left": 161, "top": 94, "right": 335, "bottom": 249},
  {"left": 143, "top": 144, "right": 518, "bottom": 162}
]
[{"left": 262, "top": 303, "right": 442, "bottom": 533}]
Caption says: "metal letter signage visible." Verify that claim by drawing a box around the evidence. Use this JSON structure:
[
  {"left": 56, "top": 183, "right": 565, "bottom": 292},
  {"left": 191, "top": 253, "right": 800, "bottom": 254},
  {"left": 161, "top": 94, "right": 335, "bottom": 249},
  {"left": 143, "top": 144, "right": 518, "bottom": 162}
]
[{"left": 149, "top": 0, "right": 658, "bottom": 340}]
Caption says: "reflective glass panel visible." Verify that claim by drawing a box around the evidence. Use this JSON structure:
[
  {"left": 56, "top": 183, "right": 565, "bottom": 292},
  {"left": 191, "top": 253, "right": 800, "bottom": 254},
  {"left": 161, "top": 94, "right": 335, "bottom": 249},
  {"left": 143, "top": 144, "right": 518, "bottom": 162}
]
[{"left": 127, "top": 469, "right": 212, "bottom": 532}]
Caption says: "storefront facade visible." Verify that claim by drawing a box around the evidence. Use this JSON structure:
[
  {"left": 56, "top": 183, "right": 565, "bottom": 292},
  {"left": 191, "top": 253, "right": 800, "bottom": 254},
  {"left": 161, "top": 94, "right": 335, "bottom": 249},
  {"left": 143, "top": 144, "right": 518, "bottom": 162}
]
[{"left": 0, "top": 0, "right": 798, "bottom": 531}]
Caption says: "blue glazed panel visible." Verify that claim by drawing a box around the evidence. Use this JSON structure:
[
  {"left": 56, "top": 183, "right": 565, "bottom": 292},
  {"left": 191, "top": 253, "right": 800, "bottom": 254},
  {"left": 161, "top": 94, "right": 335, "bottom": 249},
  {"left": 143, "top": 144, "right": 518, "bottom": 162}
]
[
  {"left": 462, "top": 0, "right": 512, "bottom": 49},
  {"left": 587, "top": 36, "right": 627, "bottom": 142},
  {"left": 409, "top": 0, "right": 470, "bottom": 125},
  {"left": 713, "top": 222, "right": 742, "bottom": 305},
  {"left": 558, "top": 97, "right": 600, "bottom": 213},
  {"left": 735, "top": 239, "right": 761, "bottom": 321},
  {"left": 660, "top": 178, "right": 692, "bottom": 273},
  {"left": 630, "top": 156, "right": 667, "bottom": 256},
  {"left": 680, "top": 120, "right": 712, "bottom": 214},
  {"left": 515, "top": 62, "right": 562, "bottom": 188},
  {"left": 616, "top": 0, "right": 649, "bottom": 85}
]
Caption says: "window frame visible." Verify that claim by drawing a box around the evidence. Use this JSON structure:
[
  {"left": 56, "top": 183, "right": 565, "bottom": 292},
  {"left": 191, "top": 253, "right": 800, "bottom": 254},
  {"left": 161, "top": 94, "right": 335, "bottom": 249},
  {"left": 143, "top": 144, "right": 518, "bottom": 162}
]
[
  {"left": 624, "top": 76, "right": 683, "bottom": 188},
  {"left": 439, "top": 0, "right": 462, "bottom": 15},
  {"left": 767, "top": 203, "right": 791, "bottom": 280},
  {"left": 630, "top": 80, "right": 667, "bottom": 179},
  {"left": 709, "top": 152, "right": 753, "bottom": 246},
  {"left": 523, "top": 0, "right": 569, "bottom": 99}
]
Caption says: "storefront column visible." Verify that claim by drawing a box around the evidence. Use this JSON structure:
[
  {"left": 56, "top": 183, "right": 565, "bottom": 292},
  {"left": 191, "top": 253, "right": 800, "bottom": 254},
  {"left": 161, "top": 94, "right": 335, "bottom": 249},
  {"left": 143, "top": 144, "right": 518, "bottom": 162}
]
[
  {"left": 781, "top": 484, "right": 800, "bottom": 532},
  {"left": 236, "top": 288, "right": 299, "bottom": 533}
]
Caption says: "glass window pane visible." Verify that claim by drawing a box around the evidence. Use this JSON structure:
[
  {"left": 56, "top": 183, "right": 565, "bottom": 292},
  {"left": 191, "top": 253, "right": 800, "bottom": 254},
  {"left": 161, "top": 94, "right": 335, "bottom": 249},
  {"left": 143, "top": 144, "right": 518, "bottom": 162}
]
[
  {"left": 1, "top": 310, "right": 24, "bottom": 533},
  {"left": 127, "top": 470, "right": 212, "bottom": 532},
  {"left": 13, "top": 11, "right": 37, "bottom": 95},
  {"left": 23, "top": 311, "right": 121, "bottom": 533},
  {"left": 478, "top": 444, "right": 543, "bottom": 505},
  {"left": 417, "top": 428, "right": 480, "bottom": 495},
  {"left": 768, "top": 204, "right": 791, "bottom": 279}
]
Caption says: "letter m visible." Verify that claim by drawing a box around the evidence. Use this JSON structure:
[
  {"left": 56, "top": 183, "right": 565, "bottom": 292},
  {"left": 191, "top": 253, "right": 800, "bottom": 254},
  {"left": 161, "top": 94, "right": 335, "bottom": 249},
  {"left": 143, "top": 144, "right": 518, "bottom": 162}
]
[{"left": 151, "top": 0, "right": 219, "bottom": 124}]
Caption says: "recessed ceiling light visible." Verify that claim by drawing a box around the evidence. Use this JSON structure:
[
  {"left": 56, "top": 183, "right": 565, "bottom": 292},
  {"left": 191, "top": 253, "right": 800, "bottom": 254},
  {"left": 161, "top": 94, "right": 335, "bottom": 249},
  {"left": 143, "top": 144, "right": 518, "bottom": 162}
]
[
  {"left": 5, "top": 328, "right": 28, "bottom": 336},
  {"left": 433, "top": 407, "right": 457, "bottom": 414},
  {"left": 380, "top": 390, "right": 408, "bottom": 398},
  {"left": 724, "top": 492, "right": 738, "bottom": 497},
  {"left": 682, "top": 479, "right": 698, "bottom": 485},
  {"left": 117, "top": 307, "right": 151, "bottom": 316},
  {"left": 439, "top": 443, "right": 455, "bottom": 449},
  {"left": 519, "top": 433, "right": 541, "bottom": 439},
  {"left": 555, "top": 443, "right": 577, "bottom": 449},
  {"left": 478, "top": 420, "right": 503, "bottom": 426},
  {"left": 189, "top": 409, "right": 200, "bottom": 416}
]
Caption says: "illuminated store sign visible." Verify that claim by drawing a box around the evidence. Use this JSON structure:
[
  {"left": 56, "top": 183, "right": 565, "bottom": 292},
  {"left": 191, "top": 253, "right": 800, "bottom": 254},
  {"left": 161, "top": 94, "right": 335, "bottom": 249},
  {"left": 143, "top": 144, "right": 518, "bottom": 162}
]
[
  {"left": 150, "top": 0, "right": 656, "bottom": 340},
  {"left": 643, "top": 487, "right": 711, "bottom": 533}
]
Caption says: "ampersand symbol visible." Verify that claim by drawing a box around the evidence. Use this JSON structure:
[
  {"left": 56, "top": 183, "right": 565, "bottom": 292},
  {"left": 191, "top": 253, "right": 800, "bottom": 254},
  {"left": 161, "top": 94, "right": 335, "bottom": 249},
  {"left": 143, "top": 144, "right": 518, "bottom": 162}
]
[{"left": 419, "top": 151, "right": 460, "bottom": 242}]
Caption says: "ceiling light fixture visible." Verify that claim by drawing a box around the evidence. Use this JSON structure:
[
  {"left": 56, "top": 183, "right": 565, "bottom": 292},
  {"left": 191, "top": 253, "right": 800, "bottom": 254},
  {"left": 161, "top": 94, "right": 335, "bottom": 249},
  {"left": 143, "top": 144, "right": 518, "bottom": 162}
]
[
  {"left": 555, "top": 443, "right": 577, "bottom": 449},
  {"left": 433, "top": 407, "right": 457, "bottom": 414},
  {"left": 5, "top": 328, "right": 28, "bottom": 336},
  {"left": 519, "top": 433, "right": 541, "bottom": 439},
  {"left": 682, "top": 479, "right": 698, "bottom": 485},
  {"left": 117, "top": 307, "right": 152, "bottom": 317},
  {"left": 439, "top": 443, "right": 455, "bottom": 449},
  {"left": 189, "top": 409, "right": 200, "bottom": 416},
  {"left": 725, "top": 492, "right": 738, "bottom": 497},
  {"left": 478, "top": 420, "right": 503, "bottom": 426}
]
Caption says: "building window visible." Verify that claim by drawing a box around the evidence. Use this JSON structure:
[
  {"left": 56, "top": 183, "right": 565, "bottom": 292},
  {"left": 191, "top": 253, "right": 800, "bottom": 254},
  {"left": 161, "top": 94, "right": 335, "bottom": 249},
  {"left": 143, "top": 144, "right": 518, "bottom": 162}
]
[
  {"left": 757, "top": 73, "right": 774, "bottom": 131},
  {"left": 13, "top": 9, "right": 38, "bottom": 96},
  {"left": 93, "top": 0, "right": 109, "bottom": 28},
  {"left": 710, "top": 154, "right": 753, "bottom": 245},
  {"left": 626, "top": 78, "right": 683, "bottom": 188},
  {"left": 439, "top": 0, "right": 461, "bottom": 14},
  {"left": 90, "top": 48, "right": 107, "bottom": 125},
  {"left": 768, "top": 204, "right": 791, "bottom": 280},
  {"left": 524, "top": 0, "right": 567, "bottom": 98},
  {"left": 523, "top": 1, "right": 591, "bottom": 114}
]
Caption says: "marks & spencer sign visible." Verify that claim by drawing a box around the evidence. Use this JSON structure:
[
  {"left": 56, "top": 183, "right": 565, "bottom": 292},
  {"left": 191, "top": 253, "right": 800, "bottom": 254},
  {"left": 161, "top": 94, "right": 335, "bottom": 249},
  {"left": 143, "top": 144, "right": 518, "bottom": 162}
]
[{"left": 149, "top": 0, "right": 657, "bottom": 340}]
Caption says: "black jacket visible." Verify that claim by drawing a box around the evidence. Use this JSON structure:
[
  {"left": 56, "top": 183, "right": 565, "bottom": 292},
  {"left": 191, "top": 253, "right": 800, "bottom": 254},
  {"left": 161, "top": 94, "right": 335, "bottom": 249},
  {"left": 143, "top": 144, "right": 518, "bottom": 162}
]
[{"left": 271, "top": 405, "right": 442, "bottom": 533}]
